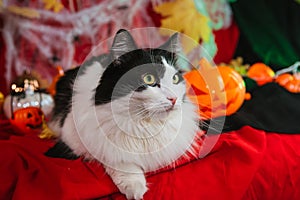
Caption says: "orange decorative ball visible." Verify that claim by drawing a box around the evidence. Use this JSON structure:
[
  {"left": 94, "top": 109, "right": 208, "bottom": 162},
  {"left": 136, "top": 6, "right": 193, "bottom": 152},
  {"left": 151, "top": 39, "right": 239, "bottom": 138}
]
[
  {"left": 48, "top": 66, "right": 64, "bottom": 96},
  {"left": 0, "top": 92, "right": 4, "bottom": 114},
  {"left": 10, "top": 107, "right": 44, "bottom": 135},
  {"left": 185, "top": 58, "right": 245, "bottom": 119},
  {"left": 247, "top": 63, "right": 275, "bottom": 86}
]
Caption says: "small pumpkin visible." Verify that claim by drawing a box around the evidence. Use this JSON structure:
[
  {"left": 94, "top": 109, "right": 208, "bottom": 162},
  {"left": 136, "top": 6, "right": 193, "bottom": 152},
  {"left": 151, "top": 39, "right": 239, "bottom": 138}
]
[
  {"left": 185, "top": 58, "right": 245, "bottom": 119},
  {"left": 247, "top": 63, "right": 275, "bottom": 86},
  {"left": 10, "top": 107, "right": 44, "bottom": 135},
  {"left": 275, "top": 73, "right": 300, "bottom": 93}
]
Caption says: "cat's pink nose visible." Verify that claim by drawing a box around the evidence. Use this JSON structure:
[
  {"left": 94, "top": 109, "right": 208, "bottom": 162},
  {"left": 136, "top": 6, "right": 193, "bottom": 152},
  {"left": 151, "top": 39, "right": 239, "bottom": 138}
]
[{"left": 167, "top": 97, "right": 177, "bottom": 106}]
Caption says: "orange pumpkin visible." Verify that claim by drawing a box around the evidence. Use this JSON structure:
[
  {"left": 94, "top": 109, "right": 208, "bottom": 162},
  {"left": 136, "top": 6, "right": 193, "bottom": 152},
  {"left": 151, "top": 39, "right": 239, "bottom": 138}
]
[
  {"left": 10, "top": 107, "right": 44, "bottom": 135},
  {"left": 275, "top": 73, "right": 300, "bottom": 93},
  {"left": 185, "top": 58, "right": 245, "bottom": 119},
  {"left": 247, "top": 63, "right": 275, "bottom": 86}
]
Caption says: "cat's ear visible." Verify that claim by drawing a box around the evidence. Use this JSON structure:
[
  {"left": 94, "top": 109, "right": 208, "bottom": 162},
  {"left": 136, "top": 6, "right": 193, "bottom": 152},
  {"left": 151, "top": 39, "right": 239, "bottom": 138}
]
[
  {"left": 159, "top": 33, "right": 181, "bottom": 54},
  {"left": 110, "top": 29, "right": 137, "bottom": 59}
]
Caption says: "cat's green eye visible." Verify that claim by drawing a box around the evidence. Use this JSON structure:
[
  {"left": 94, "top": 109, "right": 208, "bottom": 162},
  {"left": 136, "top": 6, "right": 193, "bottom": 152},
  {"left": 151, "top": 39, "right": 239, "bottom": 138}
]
[
  {"left": 143, "top": 74, "right": 156, "bottom": 85},
  {"left": 173, "top": 74, "right": 180, "bottom": 84}
]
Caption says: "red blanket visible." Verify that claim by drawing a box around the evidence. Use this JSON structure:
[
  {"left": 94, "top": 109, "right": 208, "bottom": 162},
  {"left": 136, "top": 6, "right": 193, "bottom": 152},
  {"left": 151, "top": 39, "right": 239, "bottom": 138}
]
[{"left": 1, "top": 116, "right": 300, "bottom": 200}]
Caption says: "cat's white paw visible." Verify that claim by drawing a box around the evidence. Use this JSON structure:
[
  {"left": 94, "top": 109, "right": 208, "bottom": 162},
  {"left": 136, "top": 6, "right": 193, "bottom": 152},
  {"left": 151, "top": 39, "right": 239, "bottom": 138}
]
[
  {"left": 117, "top": 177, "right": 147, "bottom": 200},
  {"left": 105, "top": 164, "right": 147, "bottom": 200}
]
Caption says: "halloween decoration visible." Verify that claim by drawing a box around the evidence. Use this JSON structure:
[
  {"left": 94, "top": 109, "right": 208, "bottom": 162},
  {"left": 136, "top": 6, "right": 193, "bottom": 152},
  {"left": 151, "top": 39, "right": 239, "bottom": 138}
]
[
  {"left": 42, "top": 0, "right": 64, "bottom": 13},
  {"left": 4, "top": 71, "right": 56, "bottom": 137},
  {"left": 3, "top": 71, "right": 54, "bottom": 119},
  {"left": 9, "top": 107, "right": 43, "bottom": 135},
  {"left": 275, "top": 61, "right": 300, "bottom": 93},
  {"left": 185, "top": 58, "right": 245, "bottom": 119},
  {"left": 48, "top": 66, "right": 64, "bottom": 96},
  {"left": 2, "top": 4, "right": 40, "bottom": 18},
  {"left": 39, "top": 115, "right": 57, "bottom": 139},
  {"left": 218, "top": 65, "right": 246, "bottom": 114},
  {"left": 247, "top": 63, "right": 275, "bottom": 86},
  {"left": 0, "top": 92, "right": 4, "bottom": 114},
  {"left": 185, "top": 59, "right": 222, "bottom": 119},
  {"left": 154, "top": 0, "right": 216, "bottom": 55},
  {"left": 1, "top": 1, "right": 164, "bottom": 90},
  {"left": 219, "top": 57, "right": 250, "bottom": 76}
]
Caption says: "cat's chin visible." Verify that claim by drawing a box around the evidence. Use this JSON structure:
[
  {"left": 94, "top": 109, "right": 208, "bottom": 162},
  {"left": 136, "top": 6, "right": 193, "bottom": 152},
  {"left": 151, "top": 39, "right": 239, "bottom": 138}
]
[
  {"left": 150, "top": 107, "right": 179, "bottom": 119},
  {"left": 165, "top": 105, "right": 175, "bottom": 112}
]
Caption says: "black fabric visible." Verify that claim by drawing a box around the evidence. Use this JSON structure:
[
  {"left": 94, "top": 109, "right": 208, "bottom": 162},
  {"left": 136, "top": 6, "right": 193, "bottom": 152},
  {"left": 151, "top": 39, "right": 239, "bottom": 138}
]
[
  {"left": 230, "top": 0, "right": 300, "bottom": 70},
  {"left": 45, "top": 140, "right": 79, "bottom": 160},
  {"left": 232, "top": 28, "right": 262, "bottom": 67},
  {"left": 206, "top": 83, "right": 300, "bottom": 134}
]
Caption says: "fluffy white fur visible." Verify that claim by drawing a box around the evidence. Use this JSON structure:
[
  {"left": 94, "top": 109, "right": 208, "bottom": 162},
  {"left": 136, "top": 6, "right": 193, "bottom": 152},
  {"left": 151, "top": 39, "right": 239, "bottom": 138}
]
[{"left": 50, "top": 58, "right": 200, "bottom": 199}]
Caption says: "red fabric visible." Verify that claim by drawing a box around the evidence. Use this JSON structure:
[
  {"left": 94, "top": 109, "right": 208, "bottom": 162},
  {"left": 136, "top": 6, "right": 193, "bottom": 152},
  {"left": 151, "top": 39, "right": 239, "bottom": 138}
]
[
  {"left": 0, "top": 32, "right": 8, "bottom": 95},
  {"left": 213, "top": 21, "right": 240, "bottom": 65},
  {"left": 242, "top": 133, "right": 300, "bottom": 200},
  {"left": 1, "top": 116, "right": 299, "bottom": 200}
]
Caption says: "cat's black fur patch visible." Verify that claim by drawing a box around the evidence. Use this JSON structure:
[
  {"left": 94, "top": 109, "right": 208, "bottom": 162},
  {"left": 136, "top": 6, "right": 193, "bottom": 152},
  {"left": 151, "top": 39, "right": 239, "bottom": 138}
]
[
  {"left": 51, "top": 54, "right": 110, "bottom": 126},
  {"left": 45, "top": 140, "right": 79, "bottom": 160},
  {"left": 52, "top": 67, "right": 80, "bottom": 127},
  {"left": 51, "top": 30, "right": 179, "bottom": 127},
  {"left": 94, "top": 49, "right": 176, "bottom": 105}
]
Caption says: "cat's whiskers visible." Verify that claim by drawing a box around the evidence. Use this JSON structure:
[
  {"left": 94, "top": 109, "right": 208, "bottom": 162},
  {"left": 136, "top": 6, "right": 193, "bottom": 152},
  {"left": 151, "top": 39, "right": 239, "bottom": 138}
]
[
  {"left": 133, "top": 109, "right": 151, "bottom": 120},
  {"left": 133, "top": 104, "right": 165, "bottom": 122}
]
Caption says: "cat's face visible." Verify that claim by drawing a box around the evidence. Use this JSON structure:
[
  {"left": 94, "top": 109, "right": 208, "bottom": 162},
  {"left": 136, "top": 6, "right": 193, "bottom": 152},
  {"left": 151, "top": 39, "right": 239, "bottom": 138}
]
[
  {"left": 95, "top": 30, "right": 186, "bottom": 120},
  {"left": 128, "top": 57, "right": 185, "bottom": 120}
]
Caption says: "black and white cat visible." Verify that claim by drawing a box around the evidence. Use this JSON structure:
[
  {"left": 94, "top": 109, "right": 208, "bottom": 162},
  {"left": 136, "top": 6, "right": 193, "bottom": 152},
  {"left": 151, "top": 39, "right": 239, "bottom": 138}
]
[{"left": 48, "top": 29, "right": 200, "bottom": 199}]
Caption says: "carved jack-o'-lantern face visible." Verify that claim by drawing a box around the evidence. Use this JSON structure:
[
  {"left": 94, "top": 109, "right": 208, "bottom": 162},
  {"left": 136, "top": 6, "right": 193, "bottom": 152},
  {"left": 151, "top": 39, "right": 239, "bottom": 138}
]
[
  {"left": 10, "top": 107, "right": 44, "bottom": 135},
  {"left": 218, "top": 66, "right": 246, "bottom": 115},
  {"left": 185, "top": 59, "right": 245, "bottom": 119}
]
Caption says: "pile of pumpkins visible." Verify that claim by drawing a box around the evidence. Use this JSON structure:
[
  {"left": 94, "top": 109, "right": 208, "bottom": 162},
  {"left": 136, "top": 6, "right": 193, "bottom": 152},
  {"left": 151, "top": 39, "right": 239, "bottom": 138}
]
[
  {"left": 246, "top": 61, "right": 300, "bottom": 93},
  {"left": 184, "top": 59, "right": 300, "bottom": 120}
]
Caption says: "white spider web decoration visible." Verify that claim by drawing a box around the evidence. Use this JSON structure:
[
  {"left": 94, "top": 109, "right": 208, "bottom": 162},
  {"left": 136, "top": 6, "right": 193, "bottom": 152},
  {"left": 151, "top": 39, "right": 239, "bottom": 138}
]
[{"left": 1, "top": 0, "right": 162, "bottom": 87}]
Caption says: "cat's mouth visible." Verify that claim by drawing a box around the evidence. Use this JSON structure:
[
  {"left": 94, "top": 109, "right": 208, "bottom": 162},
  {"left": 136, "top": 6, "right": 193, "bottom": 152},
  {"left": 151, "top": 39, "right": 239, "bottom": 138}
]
[
  {"left": 157, "top": 104, "right": 178, "bottom": 114},
  {"left": 165, "top": 105, "right": 175, "bottom": 112},
  {"left": 129, "top": 101, "right": 178, "bottom": 119},
  {"left": 142, "top": 105, "right": 175, "bottom": 116}
]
